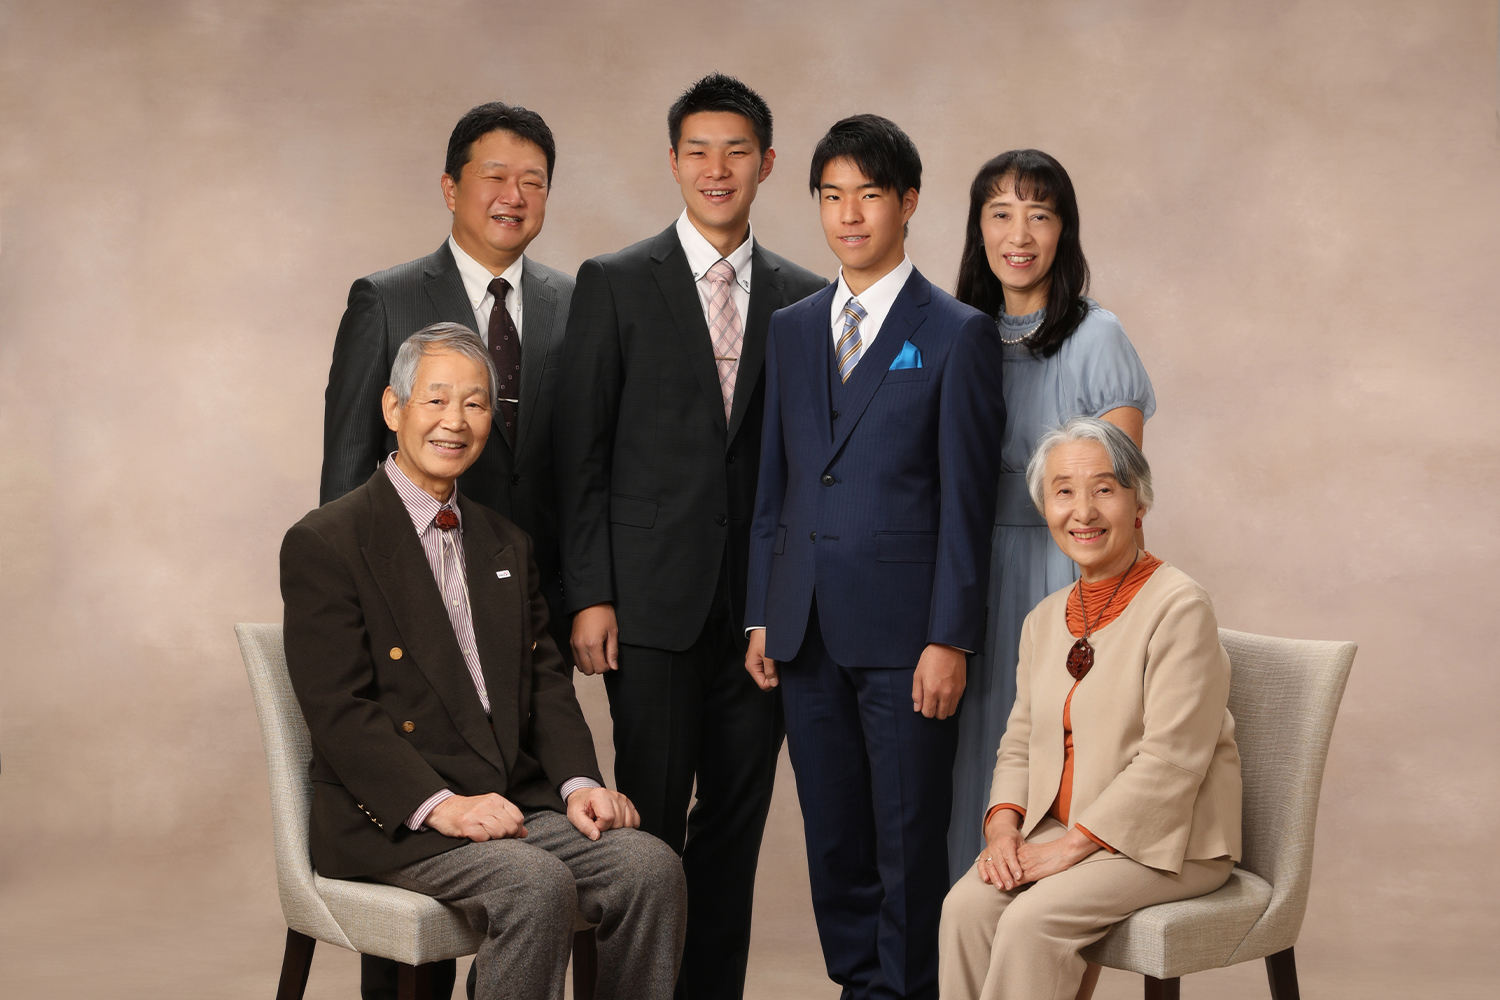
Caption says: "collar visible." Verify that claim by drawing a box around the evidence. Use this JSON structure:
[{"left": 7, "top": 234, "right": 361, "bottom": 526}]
[
  {"left": 675, "top": 210, "right": 753, "bottom": 294},
  {"left": 384, "top": 453, "right": 463, "bottom": 535},
  {"left": 833, "top": 255, "right": 913, "bottom": 330},
  {"left": 448, "top": 235, "right": 525, "bottom": 312}
]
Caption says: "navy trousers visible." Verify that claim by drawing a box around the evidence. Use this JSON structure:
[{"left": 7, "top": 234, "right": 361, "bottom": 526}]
[{"left": 780, "top": 601, "right": 959, "bottom": 1000}]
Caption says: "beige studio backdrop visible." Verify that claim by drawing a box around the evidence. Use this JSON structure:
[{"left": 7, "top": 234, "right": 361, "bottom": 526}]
[{"left": 1, "top": 1, "right": 1497, "bottom": 997}]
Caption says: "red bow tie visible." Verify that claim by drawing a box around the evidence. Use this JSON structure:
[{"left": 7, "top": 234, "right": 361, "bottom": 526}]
[{"left": 435, "top": 508, "right": 459, "bottom": 531}]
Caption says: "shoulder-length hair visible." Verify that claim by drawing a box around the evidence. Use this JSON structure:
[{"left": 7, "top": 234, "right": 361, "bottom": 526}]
[{"left": 954, "top": 149, "right": 1090, "bottom": 358}]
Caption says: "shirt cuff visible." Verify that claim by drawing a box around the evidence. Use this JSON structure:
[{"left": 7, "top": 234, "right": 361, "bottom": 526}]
[
  {"left": 1076, "top": 823, "right": 1116, "bottom": 853},
  {"left": 559, "top": 776, "right": 602, "bottom": 803},
  {"left": 984, "top": 802, "right": 1026, "bottom": 832},
  {"left": 407, "top": 788, "right": 455, "bottom": 831},
  {"left": 745, "top": 626, "right": 765, "bottom": 637}
]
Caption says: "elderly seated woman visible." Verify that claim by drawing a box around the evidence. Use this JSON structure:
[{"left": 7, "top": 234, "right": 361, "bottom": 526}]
[{"left": 939, "top": 416, "right": 1242, "bottom": 1000}]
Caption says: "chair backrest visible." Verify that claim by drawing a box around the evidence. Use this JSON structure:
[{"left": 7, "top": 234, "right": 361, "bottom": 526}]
[
  {"left": 237, "top": 622, "right": 358, "bottom": 949},
  {"left": 1218, "top": 627, "right": 1355, "bottom": 963}
]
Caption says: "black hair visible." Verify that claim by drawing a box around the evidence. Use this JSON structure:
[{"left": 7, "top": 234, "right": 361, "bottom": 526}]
[
  {"left": 954, "top": 150, "right": 1090, "bottom": 358},
  {"left": 807, "top": 114, "right": 922, "bottom": 198},
  {"left": 444, "top": 101, "right": 556, "bottom": 185},
  {"left": 668, "top": 73, "right": 773, "bottom": 154}
]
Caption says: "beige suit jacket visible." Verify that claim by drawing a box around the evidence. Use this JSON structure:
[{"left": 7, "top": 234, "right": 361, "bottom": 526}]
[{"left": 988, "top": 562, "right": 1242, "bottom": 873}]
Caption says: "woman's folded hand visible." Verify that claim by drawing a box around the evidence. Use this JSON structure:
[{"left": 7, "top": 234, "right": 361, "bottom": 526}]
[
  {"left": 1018, "top": 828, "right": 1098, "bottom": 883},
  {"left": 977, "top": 811, "right": 1027, "bottom": 890}
]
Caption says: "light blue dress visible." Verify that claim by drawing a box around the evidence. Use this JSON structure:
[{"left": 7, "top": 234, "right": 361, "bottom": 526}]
[{"left": 947, "top": 301, "right": 1156, "bottom": 884}]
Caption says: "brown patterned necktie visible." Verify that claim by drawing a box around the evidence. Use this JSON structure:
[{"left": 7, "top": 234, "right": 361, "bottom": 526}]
[
  {"left": 705, "top": 259, "right": 743, "bottom": 421},
  {"left": 487, "top": 277, "right": 521, "bottom": 441}
]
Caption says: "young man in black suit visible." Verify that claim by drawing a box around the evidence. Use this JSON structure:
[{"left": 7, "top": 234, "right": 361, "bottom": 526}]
[
  {"left": 319, "top": 101, "right": 575, "bottom": 1000},
  {"left": 554, "top": 74, "right": 827, "bottom": 999}
]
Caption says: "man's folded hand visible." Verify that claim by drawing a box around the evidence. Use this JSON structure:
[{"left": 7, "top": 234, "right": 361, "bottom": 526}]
[
  {"left": 567, "top": 786, "right": 641, "bottom": 841},
  {"left": 426, "top": 793, "right": 529, "bottom": 841}
]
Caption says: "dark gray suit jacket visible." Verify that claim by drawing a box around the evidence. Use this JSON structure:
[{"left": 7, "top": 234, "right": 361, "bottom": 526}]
[
  {"left": 554, "top": 225, "right": 827, "bottom": 651},
  {"left": 321, "top": 240, "right": 574, "bottom": 657},
  {"left": 282, "top": 470, "right": 601, "bottom": 878}
]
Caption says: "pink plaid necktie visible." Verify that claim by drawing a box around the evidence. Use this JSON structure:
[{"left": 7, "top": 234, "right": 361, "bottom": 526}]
[{"left": 706, "top": 259, "right": 743, "bottom": 421}]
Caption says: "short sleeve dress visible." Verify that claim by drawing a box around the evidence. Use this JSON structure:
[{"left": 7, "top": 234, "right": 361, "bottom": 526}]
[{"left": 947, "top": 300, "right": 1156, "bottom": 883}]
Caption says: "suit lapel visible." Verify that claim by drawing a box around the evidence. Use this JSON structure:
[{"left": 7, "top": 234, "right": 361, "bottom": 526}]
[
  {"left": 827, "top": 270, "right": 930, "bottom": 463},
  {"left": 422, "top": 241, "right": 480, "bottom": 332},
  {"left": 360, "top": 473, "right": 506, "bottom": 774},
  {"left": 459, "top": 495, "right": 523, "bottom": 775},
  {"left": 514, "top": 258, "right": 557, "bottom": 459},
  {"left": 726, "top": 242, "right": 782, "bottom": 446},
  {"left": 800, "top": 284, "right": 838, "bottom": 444},
  {"left": 651, "top": 227, "right": 728, "bottom": 436}
]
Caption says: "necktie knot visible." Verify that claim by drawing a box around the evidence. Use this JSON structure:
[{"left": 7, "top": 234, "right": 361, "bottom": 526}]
[
  {"left": 706, "top": 259, "right": 735, "bottom": 287},
  {"left": 435, "top": 508, "right": 459, "bottom": 532},
  {"left": 487, "top": 277, "right": 511, "bottom": 301}
]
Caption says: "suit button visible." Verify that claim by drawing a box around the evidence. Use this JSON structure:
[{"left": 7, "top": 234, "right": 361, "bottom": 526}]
[
  {"left": 810, "top": 531, "right": 817, "bottom": 542},
  {"left": 389, "top": 647, "right": 403, "bottom": 660},
  {"left": 512, "top": 474, "right": 522, "bottom": 485},
  {"left": 821, "top": 474, "right": 835, "bottom": 486},
  {"left": 532, "top": 640, "right": 538, "bottom": 650},
  {"left": 402, "top": 721, "right": 415, "bottom": 733},
  {"left": 715, "top": 514, "right": 728, "bottom": 526},
  {"left": 726, "top": 453, "right": 736, "bottom": 464},
  {"left": 831, "top": 409, "right": 841, "bottom": 419}
]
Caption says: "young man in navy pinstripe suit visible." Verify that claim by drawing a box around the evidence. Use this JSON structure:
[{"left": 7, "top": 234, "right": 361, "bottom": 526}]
[{"left": 744, "top": 115, "right": 1006, "bottom": 1000}]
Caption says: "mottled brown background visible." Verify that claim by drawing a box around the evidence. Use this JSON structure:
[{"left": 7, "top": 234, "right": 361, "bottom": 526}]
[{"left": 1, "top": 1, "right": 1496, "bottom": 996}]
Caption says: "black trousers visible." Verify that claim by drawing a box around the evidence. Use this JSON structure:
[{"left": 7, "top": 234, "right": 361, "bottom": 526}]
[{"left": 606, "top": 565, "right": 785, "bottom": 1000}]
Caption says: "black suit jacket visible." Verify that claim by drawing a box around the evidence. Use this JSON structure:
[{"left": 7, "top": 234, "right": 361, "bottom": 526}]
[
  {"left": 320, "top": 241, "right": 574, "bottom": 658},
  {"left": 554, "top": 225, "right": 827, "bottom": 651},
  {"left": 280, "top": 471, "right": 602, "bottom": 879}
]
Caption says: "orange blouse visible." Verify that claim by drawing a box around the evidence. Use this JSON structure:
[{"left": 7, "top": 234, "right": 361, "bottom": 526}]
[{"left": 986, "top": 552, "right": 1164, "bottom": 853}]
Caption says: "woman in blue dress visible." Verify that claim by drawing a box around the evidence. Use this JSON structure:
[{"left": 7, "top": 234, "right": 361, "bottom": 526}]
[{"left": 949, "top": 150, "right": 1156, "bottom": 884}]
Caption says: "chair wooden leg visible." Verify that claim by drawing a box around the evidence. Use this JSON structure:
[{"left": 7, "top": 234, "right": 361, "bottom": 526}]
[
  {"left": 571, "top": 928, "right": 598, "bottom": 1000},
  {"left": 1143, "top": 976, "right": 1180, "bottom": 1000},
  {"left": 1265, "top": 947, "right": 1301, "bottom": 1000},
  {"left": 397, "top": 961, "right": 437, "bottom": 1000},
  {"left": 274, "top": 929, "right": 316, "bottom": 1000}
]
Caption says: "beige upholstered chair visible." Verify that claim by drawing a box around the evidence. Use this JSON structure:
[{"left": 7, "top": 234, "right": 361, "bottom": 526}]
[
  {"left": 237, "top": 623, "right": 597, "bottom": 1000},
  {"left": 1081, "top": 628, "right": 1357, "bottom": 1000}
]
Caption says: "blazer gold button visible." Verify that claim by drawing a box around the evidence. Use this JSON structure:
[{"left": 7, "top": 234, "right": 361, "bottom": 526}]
[
  {"left": 390, "top": 647, "right": 403, "bottom": 660},
  {"left": 402, "top": 721, "right": 415, "bottom": 733},
  {"left": 532, "top": 641, "right": 538, "bottom": 650}
]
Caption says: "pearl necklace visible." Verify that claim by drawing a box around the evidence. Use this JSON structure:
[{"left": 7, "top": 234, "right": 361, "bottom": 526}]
[{"left": 998, "top": 319, "right": 1043, "bottom": 345}]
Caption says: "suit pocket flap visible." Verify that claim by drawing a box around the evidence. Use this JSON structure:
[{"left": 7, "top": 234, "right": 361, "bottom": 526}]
[
  {"left": 609, "top": 494, "right": 658, "bottom": 528},
  {"left": 875, "top": 531, "right": 938, "bottom": 562}
]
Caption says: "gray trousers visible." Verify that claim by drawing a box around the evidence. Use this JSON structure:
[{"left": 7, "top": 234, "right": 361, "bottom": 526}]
[{"left": 372, "top": 810, "right": 686, "bottom": 1000}]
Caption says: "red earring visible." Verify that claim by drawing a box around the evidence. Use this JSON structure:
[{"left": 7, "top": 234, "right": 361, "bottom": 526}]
[{"left": 1135, "top": 517, "right": 1142, "bottom": 529}]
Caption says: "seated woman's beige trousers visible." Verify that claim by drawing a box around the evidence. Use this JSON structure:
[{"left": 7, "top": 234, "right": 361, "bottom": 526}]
[{"left": 939, "top": 817, "right": 1232, "bottom": 1000}]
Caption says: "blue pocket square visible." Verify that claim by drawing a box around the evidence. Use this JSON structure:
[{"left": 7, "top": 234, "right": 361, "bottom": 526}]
[{"left": 890, "top": 341, "right": 922, "bottom": 370}]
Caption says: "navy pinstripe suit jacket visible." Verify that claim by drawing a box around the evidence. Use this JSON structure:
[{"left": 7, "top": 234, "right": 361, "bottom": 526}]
[{"left": 746, "top": 268, "right": 1006, "bottom": 668}]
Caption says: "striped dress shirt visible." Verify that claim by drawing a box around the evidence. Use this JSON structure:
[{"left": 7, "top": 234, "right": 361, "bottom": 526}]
[{"left": 383, "top": 456, "right": 596, "bottom": 830}]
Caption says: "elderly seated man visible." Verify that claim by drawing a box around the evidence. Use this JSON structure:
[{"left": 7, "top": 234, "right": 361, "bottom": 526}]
[{"left": 281, "top": 323, "right": 686, "bottom": 1000}]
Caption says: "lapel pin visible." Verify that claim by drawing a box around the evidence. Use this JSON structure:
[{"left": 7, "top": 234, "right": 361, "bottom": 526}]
[{"left": 496, "top": 570, "right": 511, "bottom": 579}]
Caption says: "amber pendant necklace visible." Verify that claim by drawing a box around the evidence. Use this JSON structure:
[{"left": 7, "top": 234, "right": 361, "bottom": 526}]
[{"left": 1066, "top": 550, "right": 1139, "bottom": 680}]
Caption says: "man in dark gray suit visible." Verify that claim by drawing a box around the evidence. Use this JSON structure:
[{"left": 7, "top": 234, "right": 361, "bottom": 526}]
[
  {"left": 555, "top": 74, "right": 827, "bottom": 999},
  {"left": 319, "top": 100, "right": 575, "bottom": 1000}
]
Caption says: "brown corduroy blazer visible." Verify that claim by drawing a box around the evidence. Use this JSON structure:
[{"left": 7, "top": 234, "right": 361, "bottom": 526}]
[
  {"left": 280, "top": 470, "right": 603, "bottom": 879},
  {"left": 989, "top": 563, "right": 1242, "bottom": 873}
]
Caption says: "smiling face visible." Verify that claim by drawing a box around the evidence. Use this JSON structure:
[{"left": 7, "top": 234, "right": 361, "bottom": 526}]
[
  {"left": 1042, "top": 439, "right": 1145, "bottom": 582},
  {"left": 818, "top": 157, "right": 918, "bottom": 294},
  {"left": 441, "top": 128, "right": 550, "bottom": 273},
  {"left": 382, "top": 349, "right": 493, "bottom": 500},
  {"left": 980, "top": 175, "right": 1062, "bottom": 315},
  {"left": 669, "top": 111, "right": 774, "bottom": 256}
]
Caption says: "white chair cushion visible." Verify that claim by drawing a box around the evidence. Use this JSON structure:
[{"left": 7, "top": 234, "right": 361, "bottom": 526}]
[{"left": 1083, "top": 867, "right": 1272, "bottom": 979}]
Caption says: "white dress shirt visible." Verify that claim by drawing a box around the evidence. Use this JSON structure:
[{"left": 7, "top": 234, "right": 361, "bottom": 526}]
[
  {"left": 675, "top": 209, "right": 754, "bottom": 326},
  {"left": 448, "top": 235, "right": 525, "bottom": 342},
  {"left": 828, "top": 255, "right": 914, "bottom": 366}
]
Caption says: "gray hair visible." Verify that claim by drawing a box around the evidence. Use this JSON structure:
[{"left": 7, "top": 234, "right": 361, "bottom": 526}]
[
  {"left": 389, "top": 323, "right": 498, "bottom": 406},
  {"left": 1026, "top": 416, "right": 1154, "bottom": 513}
]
